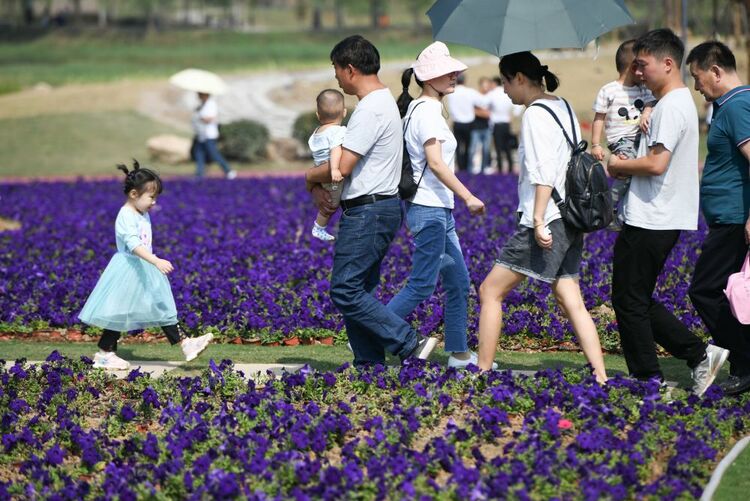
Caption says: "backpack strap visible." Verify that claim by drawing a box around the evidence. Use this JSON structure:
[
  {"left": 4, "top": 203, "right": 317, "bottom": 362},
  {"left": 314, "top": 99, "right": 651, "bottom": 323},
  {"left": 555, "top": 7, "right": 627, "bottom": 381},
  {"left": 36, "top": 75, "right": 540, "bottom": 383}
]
[
  {"left": 403, "top": 100, "right": 428, "bottom": 191},
  {"left": 529, "top": 99, "right": 578, "bottom": 210}
]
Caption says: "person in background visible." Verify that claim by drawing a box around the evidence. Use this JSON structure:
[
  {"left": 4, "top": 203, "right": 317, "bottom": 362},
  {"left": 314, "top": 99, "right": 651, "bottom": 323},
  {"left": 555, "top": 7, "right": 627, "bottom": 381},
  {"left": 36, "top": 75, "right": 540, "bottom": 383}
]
[
  {"left": 487, "top": 76, "right": 523, "bottom": 174},
  {"left": 192, "top": 92, "right": 237, "bottom": 179},
  {"left": 468, "top": 77, "right": 492, "bottom": 174},
  {"left": 446, "top": 73, "right": 485, "bottom": 172}
]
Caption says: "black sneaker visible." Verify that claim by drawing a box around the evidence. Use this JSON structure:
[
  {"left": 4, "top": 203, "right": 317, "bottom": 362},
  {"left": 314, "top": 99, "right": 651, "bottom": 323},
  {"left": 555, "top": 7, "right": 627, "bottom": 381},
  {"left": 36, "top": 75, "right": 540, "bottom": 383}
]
[{"left": 719, "top": 374, "right": 750, "bottom": 396}]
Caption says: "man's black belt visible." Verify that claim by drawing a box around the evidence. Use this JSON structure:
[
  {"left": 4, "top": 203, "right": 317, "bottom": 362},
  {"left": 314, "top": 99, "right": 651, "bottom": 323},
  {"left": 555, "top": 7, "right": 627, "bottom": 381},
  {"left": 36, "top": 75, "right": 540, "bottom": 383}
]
[{"left": 340, "top": 193, "right": 398, "bottom": 210}]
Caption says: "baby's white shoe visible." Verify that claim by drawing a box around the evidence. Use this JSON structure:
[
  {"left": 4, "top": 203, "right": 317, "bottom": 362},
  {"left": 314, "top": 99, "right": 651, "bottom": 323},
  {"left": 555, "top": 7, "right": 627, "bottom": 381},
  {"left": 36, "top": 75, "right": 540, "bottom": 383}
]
[{"left": 312, "top": 223, "right": 335, "bottom": 241}]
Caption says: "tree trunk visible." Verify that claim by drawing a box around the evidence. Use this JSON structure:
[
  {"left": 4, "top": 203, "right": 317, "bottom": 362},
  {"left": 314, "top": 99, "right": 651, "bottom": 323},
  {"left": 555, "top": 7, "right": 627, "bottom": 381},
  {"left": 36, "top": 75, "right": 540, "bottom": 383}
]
[
  {"left": 311, "top": 5, "right": 321, "bottom": 30},
  {"left": 98, "top": 0, "right": 108, "bottom": 28},
  {"left": 72, "top": 0, "right": 82, "bottom": 25},
  {"left": 334, "top": 0, "right": 344, "bottom": 29},
  {"left": 370, "top": 0, "right": 383, "bottom": 29}
]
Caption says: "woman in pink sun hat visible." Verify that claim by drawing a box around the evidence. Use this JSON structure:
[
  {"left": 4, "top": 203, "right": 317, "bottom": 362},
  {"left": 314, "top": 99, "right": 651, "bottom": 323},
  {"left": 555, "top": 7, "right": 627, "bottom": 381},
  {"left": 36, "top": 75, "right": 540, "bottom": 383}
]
[{"left": 387, "top": 41, "right": 492, "bottom": 369}]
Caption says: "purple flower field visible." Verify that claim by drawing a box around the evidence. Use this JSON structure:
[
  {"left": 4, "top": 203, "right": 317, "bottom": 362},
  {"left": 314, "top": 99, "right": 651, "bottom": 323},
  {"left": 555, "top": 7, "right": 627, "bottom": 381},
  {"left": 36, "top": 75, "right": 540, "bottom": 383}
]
[
  {"left": 0, "top": 175, "right": 706, "bottom": 348},
  {"left": 1, "top": 354, "right": 748, "bottom": 499}
]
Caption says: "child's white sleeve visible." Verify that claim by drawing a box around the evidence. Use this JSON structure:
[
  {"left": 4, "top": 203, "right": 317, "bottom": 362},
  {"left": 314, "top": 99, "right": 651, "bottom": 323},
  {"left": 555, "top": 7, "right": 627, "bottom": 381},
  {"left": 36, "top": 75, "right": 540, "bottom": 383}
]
[
  {"left": 331, "top": 126, "right": 347, "bottom": 148},
  {"left": 115, "top": 211, "right": 143, "bottom": 252},
  {"left": 592, "top": 85, "right": 609, "bottom": 113}
]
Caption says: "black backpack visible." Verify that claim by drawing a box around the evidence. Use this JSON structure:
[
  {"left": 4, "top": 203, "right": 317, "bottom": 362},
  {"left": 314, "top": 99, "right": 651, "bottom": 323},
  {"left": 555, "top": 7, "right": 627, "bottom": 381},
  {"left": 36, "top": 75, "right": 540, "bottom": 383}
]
[
  {"left": 398, "top": 101, "right": 426, "bottom": 200},
  {"left": 531, "top": 99, "right": 613, "bottom": 233}
]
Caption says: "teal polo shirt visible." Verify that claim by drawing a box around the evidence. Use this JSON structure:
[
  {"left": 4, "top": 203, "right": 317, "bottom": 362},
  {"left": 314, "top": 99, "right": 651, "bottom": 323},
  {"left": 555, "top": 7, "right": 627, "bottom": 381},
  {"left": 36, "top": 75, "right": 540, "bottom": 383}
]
[{"left": 701, "top": 85, "right": 750, "bottom": 225}]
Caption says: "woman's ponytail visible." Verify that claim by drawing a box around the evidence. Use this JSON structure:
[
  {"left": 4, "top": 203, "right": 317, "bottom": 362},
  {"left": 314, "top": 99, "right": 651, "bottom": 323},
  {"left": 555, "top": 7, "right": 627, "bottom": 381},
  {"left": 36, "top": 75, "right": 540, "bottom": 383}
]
[
  {"left": 541, "top": 65, "right": 560, "bottom": 92},
  {"left": 396, "top": 68, "right": 415, "bottom": 118}
]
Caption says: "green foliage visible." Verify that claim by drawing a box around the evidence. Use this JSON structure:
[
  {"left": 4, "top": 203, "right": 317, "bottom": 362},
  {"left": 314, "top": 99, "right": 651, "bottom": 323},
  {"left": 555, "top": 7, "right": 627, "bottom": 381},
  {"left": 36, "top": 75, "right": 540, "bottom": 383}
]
[
  {"left": 218, "top": 120, "right": 269, "bottom": 162},
  {"left": 292, "top": 110, "right": 351, "bottom": 147}
]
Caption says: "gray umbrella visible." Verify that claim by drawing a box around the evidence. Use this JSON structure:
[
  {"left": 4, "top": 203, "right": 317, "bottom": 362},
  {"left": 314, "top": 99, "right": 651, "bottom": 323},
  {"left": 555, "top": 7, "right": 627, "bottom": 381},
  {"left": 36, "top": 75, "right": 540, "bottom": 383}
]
[{"left": 427, "top": 0, "right": 635, "bottom": 57}]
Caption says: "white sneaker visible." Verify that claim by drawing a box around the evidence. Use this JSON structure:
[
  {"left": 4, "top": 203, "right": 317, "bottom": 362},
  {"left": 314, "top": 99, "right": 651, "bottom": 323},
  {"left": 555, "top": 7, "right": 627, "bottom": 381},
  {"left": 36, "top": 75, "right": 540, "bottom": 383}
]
[
  {"left": 226, "top": 170, "right": 238, "bottom": 180},
  {"left": 407, "top": 336, "right": 438, "bottom": 360},
  {"left": 182, "top": 333, "right": 214, "bottom": 362},
  {"left": 93, "top": 351, "right": 130, "bottom": 370},
  {"left": 692, "top": 344, "right": 730, "bottom": 396},
  {"left": 312, "top": 224, "right": 335, "bottom": 241},
  {"left": 447, "top": 351, "right": 498, "bottom": 370}
]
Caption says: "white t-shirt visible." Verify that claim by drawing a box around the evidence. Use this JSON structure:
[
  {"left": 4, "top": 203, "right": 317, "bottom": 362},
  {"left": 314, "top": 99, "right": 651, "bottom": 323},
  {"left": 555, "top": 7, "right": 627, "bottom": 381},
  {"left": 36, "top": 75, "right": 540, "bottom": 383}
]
[
  {"left": 341, "top": 88, "right": 402, "bottom": 200},
  {"left": 487, "top": 87, "right": 523, "bottom": 125},
  {"left": 446, "top": 85, "right": 484, "bottom": 124},
  {"left": 622, "top": 87, "right": 699, "bottom": 231},
  {"left": 308, "top": 125, "right": 346, "bottom": 166},
  {"left": 192, "top": 97, "right": 220, "bottom": 141},
  {"left": 592, "top": 81, "right": 654, "bottom": 145},
  {"left": 404, "top": 98, "right": 456, "bottom": 209},
  {"left": 517, "top": 97, "right": 581, "bottom": 228}
]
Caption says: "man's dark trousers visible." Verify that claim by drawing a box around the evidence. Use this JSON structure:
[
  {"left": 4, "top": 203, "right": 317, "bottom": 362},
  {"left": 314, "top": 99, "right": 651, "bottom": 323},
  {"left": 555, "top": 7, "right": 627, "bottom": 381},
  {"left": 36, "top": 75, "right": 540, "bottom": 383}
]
[
  {"left": 612, "top": 224, "right": 706, "bottom": 379},
  {"left": 690, "top": 224, "right": 750, "bottom": 377}
]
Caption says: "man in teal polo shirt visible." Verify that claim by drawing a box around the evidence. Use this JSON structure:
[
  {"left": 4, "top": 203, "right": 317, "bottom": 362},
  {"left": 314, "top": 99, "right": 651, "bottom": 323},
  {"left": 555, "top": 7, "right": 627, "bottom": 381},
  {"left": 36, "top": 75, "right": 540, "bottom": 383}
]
[{"left": 687, "top": 41, "right": 750, "bottom": 395}]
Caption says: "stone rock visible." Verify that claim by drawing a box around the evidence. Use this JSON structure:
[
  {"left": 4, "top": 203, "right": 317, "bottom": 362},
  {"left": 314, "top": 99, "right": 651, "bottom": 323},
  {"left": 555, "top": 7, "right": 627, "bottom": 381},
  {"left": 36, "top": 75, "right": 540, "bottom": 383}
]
[
  {"left": 266, "top": 137, "right": 305, "bottom": 162},
  {"left": 147, "top": 134, "right": 192, "bottom": 164}
]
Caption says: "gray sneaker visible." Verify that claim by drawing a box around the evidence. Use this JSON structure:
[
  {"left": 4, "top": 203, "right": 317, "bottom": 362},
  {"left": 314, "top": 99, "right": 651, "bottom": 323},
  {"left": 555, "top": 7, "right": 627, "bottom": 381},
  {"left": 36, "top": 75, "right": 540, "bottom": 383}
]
[
  {"left": 692, "top": 345, "right": 730, "bottom": 396},
  {"left": 408, "top": 336, "right": 438, "bottom": 360}
]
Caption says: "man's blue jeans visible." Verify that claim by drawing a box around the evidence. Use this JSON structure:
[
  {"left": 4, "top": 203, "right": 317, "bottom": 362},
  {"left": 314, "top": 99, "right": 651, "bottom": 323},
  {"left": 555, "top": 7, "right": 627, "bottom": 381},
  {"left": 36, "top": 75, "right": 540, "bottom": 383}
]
[
  {"left": 330, "top": 197, "right": 418, "bottom": 366},
  {"left": 193, "top": 139, "right": 231, "bottom": 177},
  {"left": 469, "top": 127, "right": 492, "bottom": 172},
  {"left": 387, "top": 204, "right": 470, "bottom": 353}
]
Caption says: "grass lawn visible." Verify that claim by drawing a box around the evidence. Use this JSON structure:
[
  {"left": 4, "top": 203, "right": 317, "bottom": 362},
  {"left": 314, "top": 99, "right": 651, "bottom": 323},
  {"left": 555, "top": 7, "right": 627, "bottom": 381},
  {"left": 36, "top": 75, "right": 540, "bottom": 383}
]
[
  {"left": 715, "top": 444, "right": 750, "bottom": 500},
  {"left": 0, "top": 340, "right": 722, "bottom": 389},
  {"left": 0, "top": 28, "right": 470, "bottom": 94}
]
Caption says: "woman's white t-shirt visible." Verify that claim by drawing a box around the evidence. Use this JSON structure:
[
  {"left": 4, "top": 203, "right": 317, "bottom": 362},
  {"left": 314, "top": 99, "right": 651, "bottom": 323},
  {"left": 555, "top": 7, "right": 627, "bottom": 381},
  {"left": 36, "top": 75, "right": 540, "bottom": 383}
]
[
  {"left": 404, "top": 98, "right": 456, "bottom": 209},
  {"left": 192, "top": 97, "right": 220, "bottom": 141},
  {"left": 517, "top": 97, "right": 581, "bottom": 228}
]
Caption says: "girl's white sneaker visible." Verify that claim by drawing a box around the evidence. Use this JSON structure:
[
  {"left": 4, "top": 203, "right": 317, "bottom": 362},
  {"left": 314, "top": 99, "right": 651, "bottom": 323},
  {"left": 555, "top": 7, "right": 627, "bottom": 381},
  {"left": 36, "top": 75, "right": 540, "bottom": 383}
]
[
  {"left": 93, "top": 351, "right": 131, "bottom": 370},
  {"left": 181, "top": 333, "right": 214, "bottom": 362}
]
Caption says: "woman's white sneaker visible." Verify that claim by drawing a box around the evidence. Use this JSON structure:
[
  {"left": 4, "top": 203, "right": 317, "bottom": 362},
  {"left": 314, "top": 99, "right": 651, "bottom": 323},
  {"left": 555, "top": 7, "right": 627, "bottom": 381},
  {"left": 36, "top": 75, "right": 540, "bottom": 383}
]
[
  {"left": 182, "top": 333, "right": 214, "bottom": 362},
  {"left": 93, "top": 351, "right": 131, "bottom": 370},
  {"left": 448, "top": 351, "right": 498, "bottom": 370}
]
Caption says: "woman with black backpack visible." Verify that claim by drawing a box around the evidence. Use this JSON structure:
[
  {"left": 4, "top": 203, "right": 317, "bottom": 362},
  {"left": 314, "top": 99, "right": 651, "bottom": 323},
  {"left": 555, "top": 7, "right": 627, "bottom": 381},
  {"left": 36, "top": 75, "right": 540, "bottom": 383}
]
[
  {"left": 475, "top": 52, "right": 608, "bottom": 383},
  {"left": 388, "top": 41, "right": 488, "bottom": 369}
]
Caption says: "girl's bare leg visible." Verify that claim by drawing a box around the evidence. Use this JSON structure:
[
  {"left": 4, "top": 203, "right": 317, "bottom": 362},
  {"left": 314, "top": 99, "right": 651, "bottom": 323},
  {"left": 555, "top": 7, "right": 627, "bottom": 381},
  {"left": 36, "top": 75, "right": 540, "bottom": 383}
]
[
  {"left": 477, "top": 265, "right": 525, "bottom": 370},
  {"left": 552, "top": 277, "right": 608, "bottom": 383}
]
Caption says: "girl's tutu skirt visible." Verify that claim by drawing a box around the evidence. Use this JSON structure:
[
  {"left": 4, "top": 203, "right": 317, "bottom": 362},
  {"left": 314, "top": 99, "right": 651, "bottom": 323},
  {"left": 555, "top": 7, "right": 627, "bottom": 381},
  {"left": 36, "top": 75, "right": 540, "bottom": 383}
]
[{"left": 79, "top": 253, "right": 178, "bottom": 332}]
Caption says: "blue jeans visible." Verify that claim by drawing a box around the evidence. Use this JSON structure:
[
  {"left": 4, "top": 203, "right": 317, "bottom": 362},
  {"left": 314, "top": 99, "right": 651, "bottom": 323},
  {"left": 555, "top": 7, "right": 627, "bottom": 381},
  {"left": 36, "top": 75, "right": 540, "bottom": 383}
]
[
  {"left": 193, "top": 139, "right": 231, "bottom": 177},
  {"left": 387, "top": 204, "right": 469, "bottom": 353},
  {"left": 469, "top": 127, "right": 492, "bottom": 171},
  {"left": 330, "top": 197, "right": 418, "bottom": 366}
]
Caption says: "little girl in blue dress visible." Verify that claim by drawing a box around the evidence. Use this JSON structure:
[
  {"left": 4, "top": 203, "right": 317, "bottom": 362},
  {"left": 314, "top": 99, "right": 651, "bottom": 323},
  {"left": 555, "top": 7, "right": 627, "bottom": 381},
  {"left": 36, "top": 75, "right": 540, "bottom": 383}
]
[{"left": 79, "top": 161, "right": 213, "bottom": 369}]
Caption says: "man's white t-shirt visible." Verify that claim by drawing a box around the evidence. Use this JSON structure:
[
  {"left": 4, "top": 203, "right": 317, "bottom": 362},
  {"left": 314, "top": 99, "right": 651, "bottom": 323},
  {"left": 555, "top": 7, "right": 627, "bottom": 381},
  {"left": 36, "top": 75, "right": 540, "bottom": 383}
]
[
  {"left": 517, "top": 97, "right": 581, "bottom": 228},
  {"left": 192, "top": 97, "right": 220, "bottom": 141},
  {"left": 446, "top": 85, "right": 484, "bottom": 124},
  {"left": 341, "top": 88, "right": 402, "bottom": 200},
  {"left": 623, "top": 87, "right": 699, "bottom": 231},
  {"left": 487, "top": 87, "right": 523, "bottom": 125},
  {"left": 404, "top": 98, "right": 456, "bottom": 209}
]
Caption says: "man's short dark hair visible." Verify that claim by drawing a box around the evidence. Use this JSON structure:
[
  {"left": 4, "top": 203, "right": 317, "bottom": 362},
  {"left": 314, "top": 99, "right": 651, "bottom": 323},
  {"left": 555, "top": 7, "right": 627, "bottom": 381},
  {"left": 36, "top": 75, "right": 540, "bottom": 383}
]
[
  {"left": 686, "top": 41, "right": 737, "bottom": 72},
  {"left": 615, "top": 39, "right": 636, "bottom": 74},
  {"left": 633, "top": 28, "right": 685, "bottom": 68},
  {"left": 330, "top": 35, "right": 380, "bottom": 75}
]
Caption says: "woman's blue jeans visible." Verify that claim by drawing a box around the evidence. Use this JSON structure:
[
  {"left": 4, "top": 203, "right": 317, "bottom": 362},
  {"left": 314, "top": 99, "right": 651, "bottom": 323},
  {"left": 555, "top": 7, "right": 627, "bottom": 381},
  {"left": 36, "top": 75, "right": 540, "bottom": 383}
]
[
  {"left": 387, "top": 203, "right": 470, "bottom": 353},
  {"left": 193, "top": 139, "right": 231, "bottom": 177}
]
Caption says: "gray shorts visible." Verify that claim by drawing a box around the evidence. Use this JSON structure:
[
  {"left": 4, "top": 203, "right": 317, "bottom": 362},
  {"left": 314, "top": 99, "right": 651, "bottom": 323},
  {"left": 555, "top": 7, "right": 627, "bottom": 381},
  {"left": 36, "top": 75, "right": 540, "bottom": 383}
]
[
  {"left": 322, "top": 181, "right": 343, "bottom": 208},
  {"left": 495, "top": 218, "right": 583, "bottom": 283}
]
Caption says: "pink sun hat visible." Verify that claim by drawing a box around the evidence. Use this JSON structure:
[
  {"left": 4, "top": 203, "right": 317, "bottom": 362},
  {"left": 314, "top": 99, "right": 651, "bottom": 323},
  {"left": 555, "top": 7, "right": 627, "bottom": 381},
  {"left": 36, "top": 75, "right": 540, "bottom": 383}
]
[{"left": 411, "top": 41, "right": 468, "bottom": 81}]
